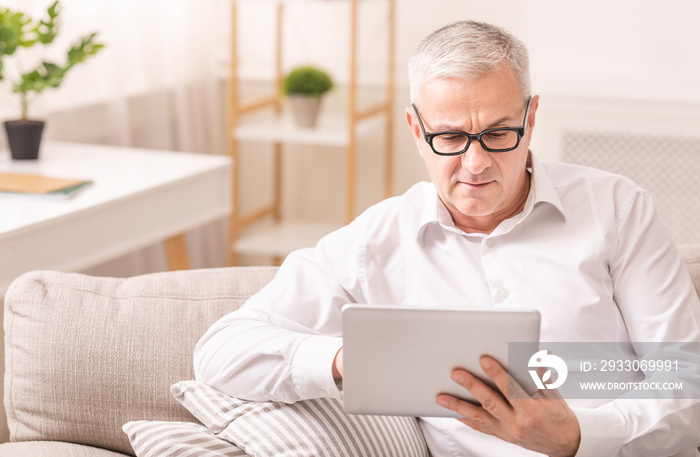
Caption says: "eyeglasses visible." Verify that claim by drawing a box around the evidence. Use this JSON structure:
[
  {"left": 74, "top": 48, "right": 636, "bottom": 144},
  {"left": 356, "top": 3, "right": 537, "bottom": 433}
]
[{"left": 412, "top": 97, "right": 532, "bottom": 156}]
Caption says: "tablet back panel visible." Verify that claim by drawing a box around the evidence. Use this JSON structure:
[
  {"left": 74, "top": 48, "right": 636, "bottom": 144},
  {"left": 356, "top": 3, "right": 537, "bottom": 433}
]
[{"left": 342, "top": 305, "right": 540, "bottom": 417}]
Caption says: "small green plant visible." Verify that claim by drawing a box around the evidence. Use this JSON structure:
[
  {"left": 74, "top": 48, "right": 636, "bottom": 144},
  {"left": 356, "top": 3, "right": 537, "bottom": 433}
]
[
  {"left": 282, "top": 65, "right": 334, "bottom": 97},
  {"left": 0, "top": 1, "right": 104, "bottom": 121}
]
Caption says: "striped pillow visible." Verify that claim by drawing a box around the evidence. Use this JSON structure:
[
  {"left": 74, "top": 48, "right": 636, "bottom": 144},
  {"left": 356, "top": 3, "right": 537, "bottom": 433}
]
[
  {"left": 122, "top": 420, "right": 249, "bottom": 457},
  {"left": 171, "top": 380, "right": 430, "bottom": 457}
]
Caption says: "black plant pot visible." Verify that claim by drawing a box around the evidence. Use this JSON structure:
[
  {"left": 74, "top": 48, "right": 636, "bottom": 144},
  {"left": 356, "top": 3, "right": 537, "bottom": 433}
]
[{"left": 4, "top": 120, "right": 45, "bottom": 160}]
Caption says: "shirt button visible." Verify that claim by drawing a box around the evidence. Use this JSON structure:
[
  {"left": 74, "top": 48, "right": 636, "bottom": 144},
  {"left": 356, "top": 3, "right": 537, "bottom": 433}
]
[
  {"left": 497, "top": 288, "right": 509, "bottom": 299},
  {"left": 319, "top": 389, "right": 329, "bottom": 396},
  {"left": 486, "top": 238, "right": 495, "bottom": 248}
]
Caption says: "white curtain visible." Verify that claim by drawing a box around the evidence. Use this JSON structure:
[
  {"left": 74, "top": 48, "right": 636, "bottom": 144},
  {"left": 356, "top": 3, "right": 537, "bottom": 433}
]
[{"left": 3, "top": 0, "right": 232, "bottom": 275}]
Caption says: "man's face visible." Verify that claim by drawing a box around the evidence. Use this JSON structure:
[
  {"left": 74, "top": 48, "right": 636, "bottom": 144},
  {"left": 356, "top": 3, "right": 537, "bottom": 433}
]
[{"left": 406, "top": 67, "right": 539, "bottom": 233}]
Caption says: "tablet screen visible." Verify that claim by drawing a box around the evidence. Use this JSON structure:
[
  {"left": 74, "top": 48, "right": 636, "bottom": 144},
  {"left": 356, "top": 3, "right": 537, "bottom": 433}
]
[{"left": 342, "top": 305, "right": 541, "bottom": 417}]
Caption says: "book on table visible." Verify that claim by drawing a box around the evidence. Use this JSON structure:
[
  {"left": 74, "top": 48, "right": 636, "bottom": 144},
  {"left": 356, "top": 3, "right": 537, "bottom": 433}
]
[{"left": 0, "top": 172, "right": 93, "bottom": 198}]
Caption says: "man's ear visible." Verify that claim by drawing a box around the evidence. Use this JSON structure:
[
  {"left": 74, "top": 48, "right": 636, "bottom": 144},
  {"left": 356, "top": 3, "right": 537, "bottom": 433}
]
[
  {"left": 405, "top": 106, "right": 424, "bottom": 154},
  {"left": 525, "top": 95, "right": 540, "bottom": 146}
]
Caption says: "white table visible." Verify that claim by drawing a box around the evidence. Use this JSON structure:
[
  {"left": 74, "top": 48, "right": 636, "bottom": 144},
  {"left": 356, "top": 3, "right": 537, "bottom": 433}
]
[{"left": 0, "top": 142, "right": 231, "bottom": 294}]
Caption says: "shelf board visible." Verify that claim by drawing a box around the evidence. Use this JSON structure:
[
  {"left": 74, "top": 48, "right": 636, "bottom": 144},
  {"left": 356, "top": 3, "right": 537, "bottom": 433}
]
[
  {"left": 233, "top": 220, "right": 342, "bottom": 257},
  {"left": 234, "top": 111, "right": 350, "bottom": 147}
]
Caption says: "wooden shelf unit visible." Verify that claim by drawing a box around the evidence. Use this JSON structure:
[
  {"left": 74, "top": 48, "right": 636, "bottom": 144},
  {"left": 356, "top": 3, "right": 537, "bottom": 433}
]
[{"left": 227, "top": 0, "right": 396, "bottom": 265}]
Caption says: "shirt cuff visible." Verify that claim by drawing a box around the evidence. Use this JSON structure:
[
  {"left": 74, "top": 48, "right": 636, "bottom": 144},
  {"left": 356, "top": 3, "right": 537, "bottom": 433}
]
[
  {"left": 571, "top": 407, "right": 626, "bottom": 457},
  {"left": 292, "top": 334, "right": 343, "bottom": 401}
]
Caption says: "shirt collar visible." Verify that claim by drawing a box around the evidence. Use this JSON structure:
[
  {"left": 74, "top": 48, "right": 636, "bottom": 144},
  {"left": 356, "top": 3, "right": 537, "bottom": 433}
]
[
  {"left": 416, "top": 151, "right": 566, "bottom": 244},
  {"left": 528, "top": 152, "right": 566, "bottom": 217}
]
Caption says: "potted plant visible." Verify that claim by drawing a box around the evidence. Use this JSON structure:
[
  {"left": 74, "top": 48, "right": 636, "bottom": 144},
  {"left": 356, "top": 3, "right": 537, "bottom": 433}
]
[
  {"left": 282, "top": 65, "right": 334, "bottom": 128},
  {"left": 0, "top": 1, "right": 104, "bottom": 160}
]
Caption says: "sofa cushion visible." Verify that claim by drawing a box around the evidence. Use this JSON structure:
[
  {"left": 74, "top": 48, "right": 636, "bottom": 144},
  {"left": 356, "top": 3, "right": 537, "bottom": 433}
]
[
  {"left": 0, "top": 441, "right": 130, "bottom": 456},
  {"left": 3, "top": 267, "right": 278, "bottom": 456},
  {"left": 122, "top": 420, "right": 248, "bottom": 457},
  {"left": 171, "top": 380, "right": 430, "bottom": 457}
]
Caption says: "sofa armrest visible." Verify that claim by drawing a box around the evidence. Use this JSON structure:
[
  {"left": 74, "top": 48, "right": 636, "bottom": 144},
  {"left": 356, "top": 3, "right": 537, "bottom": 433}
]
[{"left": 3, "top": 266, "right": 277, "bottom": 455}]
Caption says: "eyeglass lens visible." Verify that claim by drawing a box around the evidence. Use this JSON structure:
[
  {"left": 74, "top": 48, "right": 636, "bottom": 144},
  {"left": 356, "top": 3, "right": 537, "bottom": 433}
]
[{"left": 432, "top": 130, "right": 520, "bottom": 154}]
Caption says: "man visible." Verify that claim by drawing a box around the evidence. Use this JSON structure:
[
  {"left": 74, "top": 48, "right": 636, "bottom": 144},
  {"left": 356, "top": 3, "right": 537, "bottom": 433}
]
[{"left": 195, "top": 21, "right": 700, "bottom": 456}]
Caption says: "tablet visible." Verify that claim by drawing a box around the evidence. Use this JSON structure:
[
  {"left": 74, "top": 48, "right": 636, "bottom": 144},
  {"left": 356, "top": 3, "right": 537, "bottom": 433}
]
[{"left": 341, "top": 304, "right": 541, "bottom": 417}]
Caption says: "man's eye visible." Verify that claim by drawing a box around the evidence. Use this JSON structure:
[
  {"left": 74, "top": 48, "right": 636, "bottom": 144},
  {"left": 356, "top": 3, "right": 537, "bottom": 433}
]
[{"left": 438, "top": 134, "right": 465, "bottom": 143}]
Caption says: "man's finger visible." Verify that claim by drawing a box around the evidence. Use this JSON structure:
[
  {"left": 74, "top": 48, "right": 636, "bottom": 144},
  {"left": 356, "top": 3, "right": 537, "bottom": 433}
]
[
  {"left": 479, "top": 356, "right": 530, "bottom": 402},
  {"left": 448, "top": 369, "right": 513, "bottom": 421},
  {"left": 436, "top": 393, "right": 499, "bottom": 434}
]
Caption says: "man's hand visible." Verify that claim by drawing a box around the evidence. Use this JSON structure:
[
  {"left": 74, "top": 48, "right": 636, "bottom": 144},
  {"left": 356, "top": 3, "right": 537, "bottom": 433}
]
[
  {"left": 436, "top": 356, "right": 581, "bottom": 457},
  {"left": 332, "top": 347, "right": 343, "bottom": 380}
]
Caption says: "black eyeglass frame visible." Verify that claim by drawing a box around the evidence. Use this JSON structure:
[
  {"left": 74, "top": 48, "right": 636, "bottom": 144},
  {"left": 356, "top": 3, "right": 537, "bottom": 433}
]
[{"left": 412, "top": 97, "right": 533, "bottom": 156}]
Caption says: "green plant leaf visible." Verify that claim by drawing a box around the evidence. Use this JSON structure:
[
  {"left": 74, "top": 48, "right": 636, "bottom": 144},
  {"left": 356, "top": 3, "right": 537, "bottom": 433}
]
[
  {"left": 1, "top": 0, "right": 105, "bottom": 120},
  {"left": 282, "top": 66, "right": 334, "bottom": 97},
  {"left": 47, "top": 0, "right": 59, "bottom": 19},
  {"left": 66, "top": 33, "right": 103, "bottom": 67},
  {"left": 14, "top": 60, "right": 72, "bottom": 97},
  {"left": 0, "top": 8, "right": 31, "bottom": 55},
  {"left": 34, "top": 1, "right": 60, "bottom": 45}
]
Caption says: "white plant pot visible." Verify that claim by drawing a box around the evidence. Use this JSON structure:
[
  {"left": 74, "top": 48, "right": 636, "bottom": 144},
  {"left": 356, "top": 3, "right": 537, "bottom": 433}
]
[{"left": 288, "top": 94, "right": 323, "bottom": 128}]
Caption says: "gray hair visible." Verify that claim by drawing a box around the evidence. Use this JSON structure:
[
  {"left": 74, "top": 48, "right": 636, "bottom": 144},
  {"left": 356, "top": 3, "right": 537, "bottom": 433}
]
[{"left": 408, "top": 21, "right": 531, "bottom": 106}]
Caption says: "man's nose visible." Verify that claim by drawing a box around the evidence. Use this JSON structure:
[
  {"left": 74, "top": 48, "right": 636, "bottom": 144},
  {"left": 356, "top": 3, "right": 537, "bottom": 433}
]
[{"left": 460, "top": 140, "right": 492, "bottom": 175}]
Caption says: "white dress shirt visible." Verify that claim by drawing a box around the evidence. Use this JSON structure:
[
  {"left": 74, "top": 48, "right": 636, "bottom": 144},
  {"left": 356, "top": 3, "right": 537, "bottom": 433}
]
[{"left": 194, "top": 154, "right": 700, "bottom": 457}]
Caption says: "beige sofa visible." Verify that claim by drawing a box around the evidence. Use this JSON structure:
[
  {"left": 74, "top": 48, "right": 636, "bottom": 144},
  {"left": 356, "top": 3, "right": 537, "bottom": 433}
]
[
  {"left": 2, "top": 245, "right": 700, "bottom": 456},
  {"left": 1, "top": 265, "right": 277, "bottom": 456}
]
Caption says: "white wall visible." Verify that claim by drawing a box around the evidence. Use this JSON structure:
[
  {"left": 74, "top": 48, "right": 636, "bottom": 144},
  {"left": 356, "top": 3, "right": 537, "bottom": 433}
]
[
  {"left": 234, "top": 0, "right": 700, "bottom": 103},
  {"left": 524, "top": 0, "right": 700, "bottom": 103},
  {"left": 4, "top": 0, "right": 698, "bottom": 121}
]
